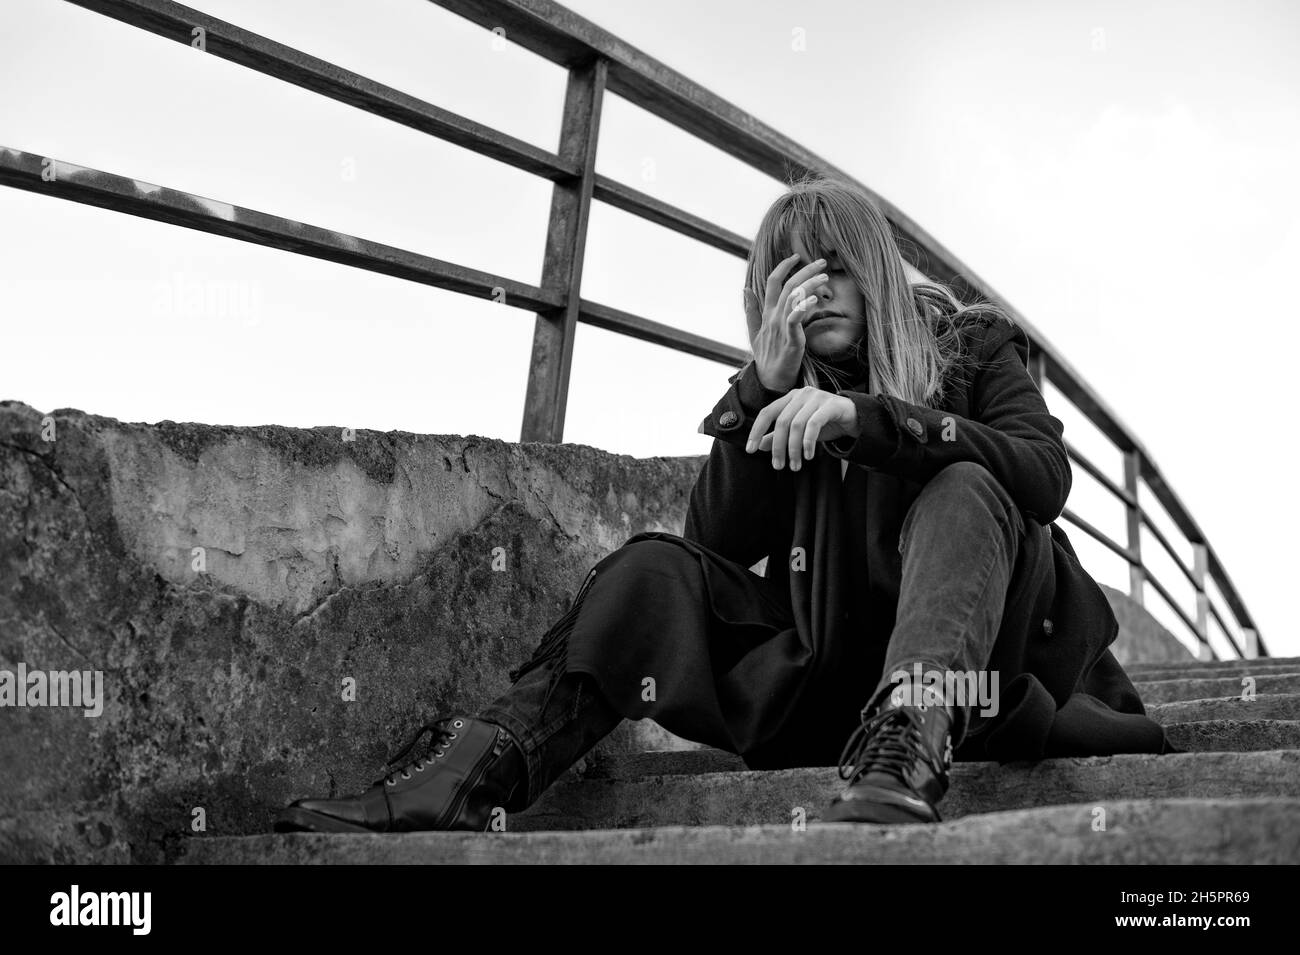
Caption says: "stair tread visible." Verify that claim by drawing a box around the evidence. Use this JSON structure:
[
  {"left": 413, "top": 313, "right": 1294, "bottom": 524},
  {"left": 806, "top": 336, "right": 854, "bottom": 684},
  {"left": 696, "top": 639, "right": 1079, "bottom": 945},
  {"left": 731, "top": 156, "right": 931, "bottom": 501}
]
[
  {"left": 1147, "top": 694, "right": 1300, "bottom": 722},
  {"left": 515, "top": 749, "right": 1300, "bottom": 832},
  {"left": 1133, "top": 673, "right": 1300, "bottom": 703},
  {"left": 1126, "top": 656, "right": 1298, "bottom": 674},
  {"left": 1164, "top": 718, "right": 1300, "bottom": 751},
  {"left": 182, "top": 797, "right": 1300, "bottom": 865},
  {"left": 582, "top": 719, "right": 1300, "bottom": 781}
]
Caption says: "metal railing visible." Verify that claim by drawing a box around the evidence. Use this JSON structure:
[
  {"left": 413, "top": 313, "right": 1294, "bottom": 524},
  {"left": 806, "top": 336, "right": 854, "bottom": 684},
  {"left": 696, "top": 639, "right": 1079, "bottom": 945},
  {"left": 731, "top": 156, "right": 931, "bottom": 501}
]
[{"left": 0, "top": 0, "right": 1266, "bottom": 659}]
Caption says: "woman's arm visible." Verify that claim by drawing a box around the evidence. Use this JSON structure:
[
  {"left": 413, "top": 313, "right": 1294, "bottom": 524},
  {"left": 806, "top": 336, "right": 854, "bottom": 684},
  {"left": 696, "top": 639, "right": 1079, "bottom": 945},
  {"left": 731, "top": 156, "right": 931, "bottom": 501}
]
[
  {"left": 684, "top": 361, "right": 797, "bottom": 567},
  {"left": 821, "top": 320, "right": 1071, "bottom": 523}
]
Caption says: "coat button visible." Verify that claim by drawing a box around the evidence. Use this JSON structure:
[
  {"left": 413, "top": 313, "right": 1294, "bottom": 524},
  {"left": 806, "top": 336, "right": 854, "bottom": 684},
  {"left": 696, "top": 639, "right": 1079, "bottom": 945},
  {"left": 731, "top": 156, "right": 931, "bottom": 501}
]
[
  {"left": 906, "top": 417, "right": 924, "bottom": 437},
  {"left": 718, "top": 410, "right": 739, "bottom": 429},
  {"left": 1042, "top": 618, "right": 1054, "bottom": 635}
]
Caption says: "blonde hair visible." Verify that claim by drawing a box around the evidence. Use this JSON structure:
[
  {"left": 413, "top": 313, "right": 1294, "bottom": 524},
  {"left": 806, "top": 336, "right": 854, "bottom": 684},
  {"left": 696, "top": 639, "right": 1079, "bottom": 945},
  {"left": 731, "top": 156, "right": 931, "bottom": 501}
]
[{"left": 743, "top": 173, "right": 1015, "bottom": 407}]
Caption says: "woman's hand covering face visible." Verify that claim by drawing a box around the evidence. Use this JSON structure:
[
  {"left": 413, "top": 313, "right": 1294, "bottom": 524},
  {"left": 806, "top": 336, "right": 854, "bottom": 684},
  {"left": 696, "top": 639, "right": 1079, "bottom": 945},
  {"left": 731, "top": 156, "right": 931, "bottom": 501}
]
[{"left": 746, "top": 253, "right": 830, "bottom": 393}]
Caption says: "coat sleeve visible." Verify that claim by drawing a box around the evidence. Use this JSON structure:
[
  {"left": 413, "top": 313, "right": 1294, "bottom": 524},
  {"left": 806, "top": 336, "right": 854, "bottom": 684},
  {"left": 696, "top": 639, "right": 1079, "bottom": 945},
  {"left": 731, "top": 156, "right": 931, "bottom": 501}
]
[
  {"left": 683, "top": 360, "right": 796, "bottom": 567},
  {"left": 821, "top": 319, "right": 1071, "bottom": 524}
]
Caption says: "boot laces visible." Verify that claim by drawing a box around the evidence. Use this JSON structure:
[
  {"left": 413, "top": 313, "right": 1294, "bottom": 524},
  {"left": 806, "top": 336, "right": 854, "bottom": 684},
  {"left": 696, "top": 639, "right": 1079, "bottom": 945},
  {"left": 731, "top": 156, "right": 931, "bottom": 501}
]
[
  {"left": 836, "top": 704, "right": 946, "bottom": 788},
  {"left": 378, "top": 717, "right": 465, "bottom": 786}
]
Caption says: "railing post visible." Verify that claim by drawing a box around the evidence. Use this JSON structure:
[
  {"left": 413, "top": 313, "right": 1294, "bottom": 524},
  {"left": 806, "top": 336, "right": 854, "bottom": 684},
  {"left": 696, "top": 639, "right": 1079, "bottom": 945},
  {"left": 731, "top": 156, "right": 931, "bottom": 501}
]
[
  {"left": 1191, "top": 542, "right": 1211, "bottom": 659},
  {"left": 520, "top": 57, "right": 606, "bottom": 443},
  {"left": 1242, "top": 627, "right": 1259, "bottom": 659},
  {"left": 1123, "top": 450, "right": 1146, "bottom": 606}
]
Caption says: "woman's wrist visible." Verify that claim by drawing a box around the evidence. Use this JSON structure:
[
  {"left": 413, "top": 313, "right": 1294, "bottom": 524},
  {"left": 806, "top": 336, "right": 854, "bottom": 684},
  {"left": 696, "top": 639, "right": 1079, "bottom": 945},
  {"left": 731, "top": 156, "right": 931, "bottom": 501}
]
[
  {"left": 754, "top": 365, "right": 795, "bottom": 393},
  {"left": 739, "top": 364, "right": 792, "bottom": 413}
]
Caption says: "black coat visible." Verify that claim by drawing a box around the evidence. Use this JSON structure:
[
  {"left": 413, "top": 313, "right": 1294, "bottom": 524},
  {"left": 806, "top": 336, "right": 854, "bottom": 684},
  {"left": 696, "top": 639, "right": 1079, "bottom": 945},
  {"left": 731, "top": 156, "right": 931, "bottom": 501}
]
[{"left": 686, "top": 313, "right": 1178, "bottom": 764}]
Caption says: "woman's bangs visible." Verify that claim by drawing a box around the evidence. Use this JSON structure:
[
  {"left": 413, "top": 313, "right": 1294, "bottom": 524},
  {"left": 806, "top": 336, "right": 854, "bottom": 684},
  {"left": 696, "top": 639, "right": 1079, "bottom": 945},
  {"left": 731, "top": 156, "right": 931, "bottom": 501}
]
[{"left": 773, "top": 200, "right": 841, "bottom": 266}]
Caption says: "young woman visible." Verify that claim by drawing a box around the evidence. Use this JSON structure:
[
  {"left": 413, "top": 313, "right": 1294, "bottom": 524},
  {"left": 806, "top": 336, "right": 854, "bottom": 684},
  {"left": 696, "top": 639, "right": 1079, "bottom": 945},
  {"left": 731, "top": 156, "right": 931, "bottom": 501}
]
[{"left": 275, "top": 176, "right": 1176, "bottom": 835}]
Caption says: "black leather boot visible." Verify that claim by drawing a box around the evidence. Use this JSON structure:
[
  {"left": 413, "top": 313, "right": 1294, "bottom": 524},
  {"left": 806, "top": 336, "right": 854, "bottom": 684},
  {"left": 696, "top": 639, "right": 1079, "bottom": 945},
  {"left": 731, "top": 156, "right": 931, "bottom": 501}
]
[
  {"left": 822, "top": 679, "right": 957, "bottom": 824},
  {"left": 274, "top": 715, "right": 527, "bottom": 833},
  {"left": 275, "top": 566, "right": 624, "bottom": 834}
]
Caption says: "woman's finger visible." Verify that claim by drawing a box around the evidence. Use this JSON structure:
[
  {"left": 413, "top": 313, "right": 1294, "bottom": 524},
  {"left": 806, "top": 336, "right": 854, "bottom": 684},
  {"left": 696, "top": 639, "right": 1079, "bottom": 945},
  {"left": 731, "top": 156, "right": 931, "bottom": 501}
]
[
  {"left": 790, "top": 311, "right": 807, "bottom": 351},
  {"left": 786, "top": 289, "right": 817, "bottom": 329},
  {"left": 774, "top": 260, "right": 825, "bottom": 326},
  {"left": 769, "top": 393, "right": 803, "bottom": 469},
  {"left": 784, "top": 279, "right": 828, "bottom": 348},
  {"left": 780, "top": 271, "right": 826, "bottom": 328},
  {"left": 781, "top": 258, "right": 825, "bottom": 302},
  {"left": 786, "top": 399, "right": 819, "bottom": 471},
  {"left": 759, "top": 406, "right": 825, "bottom": 457},
  {"left": 764, "top": 254, "right": 802, "bottom": 319},
  {"left": 747, "top": 391, "right": 794, "bottom": 452},
  {"left": 803, "top": 405, "right": 831, "bottom": 460}
]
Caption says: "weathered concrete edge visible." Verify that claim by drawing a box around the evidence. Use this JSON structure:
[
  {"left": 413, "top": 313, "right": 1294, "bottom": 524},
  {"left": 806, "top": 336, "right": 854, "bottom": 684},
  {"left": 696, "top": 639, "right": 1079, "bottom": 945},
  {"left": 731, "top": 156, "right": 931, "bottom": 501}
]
[{"left": 178, "top": 798, "right": 1300, "bottom": 865}]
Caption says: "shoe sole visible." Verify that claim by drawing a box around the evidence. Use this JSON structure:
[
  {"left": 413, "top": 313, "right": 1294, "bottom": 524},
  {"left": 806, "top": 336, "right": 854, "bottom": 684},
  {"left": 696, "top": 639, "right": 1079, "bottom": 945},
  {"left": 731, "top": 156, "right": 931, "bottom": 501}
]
[
  {"left": 273, "top": 807, "right": 378, "bottom": 834},
  {"left": 822, "top": 791, "right": 942, "bottom": 825}
]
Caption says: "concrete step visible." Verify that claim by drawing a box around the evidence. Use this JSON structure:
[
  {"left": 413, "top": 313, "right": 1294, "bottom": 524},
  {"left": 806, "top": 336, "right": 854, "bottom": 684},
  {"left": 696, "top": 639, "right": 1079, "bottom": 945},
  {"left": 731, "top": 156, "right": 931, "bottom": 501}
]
[
  {"left": 182, "top": 798, "right": 1300, "bottom": 864},
  {"left": 577, "top": 719, "right": 1300, "bottom": 783},
  {"left": 1126, "top": 656, "right": 1299, "bottom": 677},
  {"left": 513, "top": 749, "right": 1299, "bottom": 832},
  {"left": 1148, "top": 694, "right": 1300, "bottom": 723},
  {"left": 1134, "top": 673, "right": 1300, "bottom": 703},
  {"left": 1162, "top": 719, "right": 1300, "bottom": 753}
]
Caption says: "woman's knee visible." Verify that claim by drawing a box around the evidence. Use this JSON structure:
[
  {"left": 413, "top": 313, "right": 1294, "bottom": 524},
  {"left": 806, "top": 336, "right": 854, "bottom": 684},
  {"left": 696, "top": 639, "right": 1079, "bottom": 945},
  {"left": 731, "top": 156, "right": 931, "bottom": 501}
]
[
  {"left": 932, "top": 460, "right": 999, "bottom": 490},
  {"left": 598, "top": 536, "right": 702, "bottom": 585},
  {"left": 918, "top": 462, "right": 1015, "bottom": 510},
  {"left": 901, "top": 462, "right": 1022, "bottom": 542}
]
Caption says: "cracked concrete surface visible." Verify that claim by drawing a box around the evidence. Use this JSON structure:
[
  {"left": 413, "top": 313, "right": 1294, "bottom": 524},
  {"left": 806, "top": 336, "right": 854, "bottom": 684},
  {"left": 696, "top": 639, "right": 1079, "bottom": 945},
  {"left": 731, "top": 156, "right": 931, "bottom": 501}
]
[{"left": 0, "top": 400, "right": 702, "bottom": 863}]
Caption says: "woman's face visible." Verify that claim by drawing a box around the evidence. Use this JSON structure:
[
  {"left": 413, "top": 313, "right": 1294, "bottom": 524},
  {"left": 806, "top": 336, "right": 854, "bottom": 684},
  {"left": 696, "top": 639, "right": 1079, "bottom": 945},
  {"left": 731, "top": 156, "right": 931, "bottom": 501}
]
[{"left": 789, "top": 236, "right": 867, "bottom": 359}]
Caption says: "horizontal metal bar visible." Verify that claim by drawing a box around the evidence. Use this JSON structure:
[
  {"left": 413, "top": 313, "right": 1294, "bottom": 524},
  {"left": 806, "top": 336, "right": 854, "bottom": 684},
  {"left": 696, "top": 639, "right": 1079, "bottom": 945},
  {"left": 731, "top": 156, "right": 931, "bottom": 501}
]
[
  {"left": 435, "top": 0, "right": 834, "bottom": 184},
  {"left": 1144, "top": 571, "right": 1206, "bottom": 655},
  {"left": 1138, "top": 509, "right": 1198, "bottom": 593},
  {"left": 579, "top": 300, "right": 747, "bottom": 365},
  {"left": 1059, "top": 507, "right": 1135, "bottom": 564},
  {"left": 64, "top": 0, "right": 580, "bottom": 183},
  {"left": 1062, "top": 508, "right": 1251, "bottom": 660},
  {"left": 0, "top": 146, "right": 562, "bottom": 310},
  {"left": 1064, "top": 441, "right": 1135, "bottom": 507},
  {"left": 0, "top": 146, "right": 748, "bottom": 369},
  {"left": 1040, "top": 350, "right": 1143, "bottom": 456},
  {"left": 64, "top": 0, "right": 749, "bottom": 264},
  {"left": 1134, "top": 452, "right": 1262, "bottom": 644},
  {"left": 421, "top": 5, "right": 991, "bottom": 287},
  {"left": 592, "top": 175, "right": 750, "bottom": 257},
  {"left": 1059, "top": 504, "right": 1249, "bottom": 659},
  {"left": 1208, "top": 600, "right": 1247, "bottom": 660},
  {"left": 1202, "top": 527, "right": 1264, "bottom": 645}
]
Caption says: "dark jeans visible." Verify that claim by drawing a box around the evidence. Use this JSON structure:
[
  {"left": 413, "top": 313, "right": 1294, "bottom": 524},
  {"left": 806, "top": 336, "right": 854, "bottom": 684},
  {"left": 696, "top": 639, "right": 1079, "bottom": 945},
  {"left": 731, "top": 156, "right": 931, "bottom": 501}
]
[
  {"left": 479, "top": 461, "right": 1027, "bottom": 809},
  {"left": 477, "top": 658, "right": 621, "bottom": 810},
  {"left": 877, "top": 460, "right": 1027, "bottom": 743}
]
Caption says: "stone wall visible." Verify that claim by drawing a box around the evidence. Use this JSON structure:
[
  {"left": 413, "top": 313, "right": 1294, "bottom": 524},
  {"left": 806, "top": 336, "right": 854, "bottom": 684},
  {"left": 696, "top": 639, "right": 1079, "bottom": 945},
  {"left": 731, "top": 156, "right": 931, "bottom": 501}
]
[
  {"left": 1101, "top": 584, "right": 1197, "bottom": 664},
  {"left": 0, "top": 401, "right": 699, "bottom": 862}
]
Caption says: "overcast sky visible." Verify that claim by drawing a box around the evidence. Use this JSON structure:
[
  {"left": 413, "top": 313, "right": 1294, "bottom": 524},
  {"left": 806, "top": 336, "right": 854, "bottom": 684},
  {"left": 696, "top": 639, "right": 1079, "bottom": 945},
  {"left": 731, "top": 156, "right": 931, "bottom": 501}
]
[{"left": 1, "top": 0, "right": 1295, "bottom": 658}]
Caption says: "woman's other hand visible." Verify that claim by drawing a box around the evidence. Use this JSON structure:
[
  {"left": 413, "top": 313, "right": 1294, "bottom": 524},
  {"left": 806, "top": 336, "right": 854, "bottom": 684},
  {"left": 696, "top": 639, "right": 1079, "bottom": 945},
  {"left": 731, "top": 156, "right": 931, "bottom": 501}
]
[
  {"left": 747, "top": 387, "right": 860, "bottom": 471},
  {"left": 745, "top": 254, "right": 830, "bottom": 393}
]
